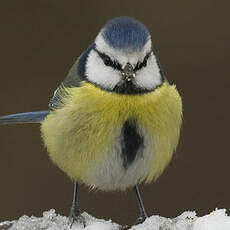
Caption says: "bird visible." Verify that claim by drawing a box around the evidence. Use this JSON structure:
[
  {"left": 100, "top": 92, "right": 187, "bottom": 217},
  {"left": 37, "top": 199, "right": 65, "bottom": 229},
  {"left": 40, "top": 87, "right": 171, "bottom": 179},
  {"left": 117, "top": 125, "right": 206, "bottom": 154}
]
[{"left": 0, "top": 17, "right": 182, "bottom": 227}]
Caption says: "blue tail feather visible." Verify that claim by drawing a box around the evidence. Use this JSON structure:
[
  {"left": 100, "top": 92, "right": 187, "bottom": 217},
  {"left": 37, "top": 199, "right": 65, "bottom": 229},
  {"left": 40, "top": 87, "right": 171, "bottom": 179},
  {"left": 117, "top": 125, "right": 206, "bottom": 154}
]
[{"left": 0, "top": 111, "right": 49, "bottom": 125}]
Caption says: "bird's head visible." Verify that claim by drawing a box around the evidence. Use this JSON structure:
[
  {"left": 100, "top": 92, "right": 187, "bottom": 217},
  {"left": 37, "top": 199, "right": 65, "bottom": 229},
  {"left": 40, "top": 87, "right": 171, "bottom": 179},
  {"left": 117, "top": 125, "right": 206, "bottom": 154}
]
[{"left": 80, "top": 17, "right": 164, "bottom": 94}]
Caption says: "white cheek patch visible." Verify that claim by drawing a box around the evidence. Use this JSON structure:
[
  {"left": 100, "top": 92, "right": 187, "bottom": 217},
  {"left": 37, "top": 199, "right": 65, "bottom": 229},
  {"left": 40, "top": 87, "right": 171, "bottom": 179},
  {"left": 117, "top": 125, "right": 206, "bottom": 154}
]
[
  {"left": 86, "top": 50, "right": 121, "bottom": 90},
  {"left": 88, "top": 34, "right": 162, "bottom": 92},
  {"left": 134, "top": 54, "right": 162, "bottom": 90}
]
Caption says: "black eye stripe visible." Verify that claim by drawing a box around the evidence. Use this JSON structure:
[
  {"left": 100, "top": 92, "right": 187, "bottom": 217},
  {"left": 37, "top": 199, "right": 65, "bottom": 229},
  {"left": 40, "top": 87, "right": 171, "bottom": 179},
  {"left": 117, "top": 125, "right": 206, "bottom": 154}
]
[
  {"left": 93, "top": 48, "right": 152, "bottom": 72},
  {"left": 134, "top": 51, "right": 152, "bottom": 71},
  {"left": 94, "top": 48, "right": 122, "bottom": 70}
]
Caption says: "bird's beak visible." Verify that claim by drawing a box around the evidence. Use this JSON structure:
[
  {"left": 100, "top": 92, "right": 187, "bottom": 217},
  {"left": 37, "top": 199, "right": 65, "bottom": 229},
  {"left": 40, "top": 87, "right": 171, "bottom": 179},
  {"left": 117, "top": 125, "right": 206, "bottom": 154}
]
[{"left": 121, "top": 63, "right": 136, "bottom": 81}]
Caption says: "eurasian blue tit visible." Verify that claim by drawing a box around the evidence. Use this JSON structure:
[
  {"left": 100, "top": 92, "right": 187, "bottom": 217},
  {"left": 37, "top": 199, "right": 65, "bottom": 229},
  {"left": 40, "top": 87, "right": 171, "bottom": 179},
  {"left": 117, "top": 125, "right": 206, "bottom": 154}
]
[{"left": 0, "top": 17, "right": 182, "bottom": 227}]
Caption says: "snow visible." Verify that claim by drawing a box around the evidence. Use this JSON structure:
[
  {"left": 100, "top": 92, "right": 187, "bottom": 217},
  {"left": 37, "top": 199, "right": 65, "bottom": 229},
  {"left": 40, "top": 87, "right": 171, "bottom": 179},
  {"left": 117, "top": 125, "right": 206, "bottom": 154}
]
[
  {"left": 0, "top": 210, "right": 119, "bottom": 230},
  {"left": 1, "top": 209, "right": 230, "bottom": 230},
  {"left": 194, "top": 209, "right": 230, "bottom": 230}
]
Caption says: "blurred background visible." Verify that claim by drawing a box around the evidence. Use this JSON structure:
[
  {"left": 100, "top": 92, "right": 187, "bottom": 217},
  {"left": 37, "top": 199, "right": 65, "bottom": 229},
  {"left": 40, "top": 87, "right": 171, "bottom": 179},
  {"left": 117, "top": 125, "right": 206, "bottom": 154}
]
[{"left": 0, "top": 0, "right": 229, "bottom": 226}]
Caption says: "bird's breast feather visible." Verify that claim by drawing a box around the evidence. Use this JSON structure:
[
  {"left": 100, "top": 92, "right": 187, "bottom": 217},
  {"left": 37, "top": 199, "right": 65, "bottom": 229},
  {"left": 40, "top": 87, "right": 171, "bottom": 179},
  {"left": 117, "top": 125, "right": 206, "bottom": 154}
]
[{"left": 41, "top": 81, "right": 182, "bottom": 182}]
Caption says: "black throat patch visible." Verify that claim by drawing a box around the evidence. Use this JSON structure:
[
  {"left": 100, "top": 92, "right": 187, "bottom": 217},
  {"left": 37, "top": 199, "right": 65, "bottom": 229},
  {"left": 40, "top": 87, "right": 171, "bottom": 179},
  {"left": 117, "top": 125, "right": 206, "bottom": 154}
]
[{"left": 121, "top": 120, "right": 144, "bottom": 169}]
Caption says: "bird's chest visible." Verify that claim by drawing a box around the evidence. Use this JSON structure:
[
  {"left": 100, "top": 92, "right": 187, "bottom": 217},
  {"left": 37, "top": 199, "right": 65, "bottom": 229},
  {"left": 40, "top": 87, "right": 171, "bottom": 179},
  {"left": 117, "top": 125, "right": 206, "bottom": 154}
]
[
  {"left": 84, "top": 117, "right": 155, "bottom": 190},
  {"left": 41, "top": 82, "right": 182, "bottom": 189}
]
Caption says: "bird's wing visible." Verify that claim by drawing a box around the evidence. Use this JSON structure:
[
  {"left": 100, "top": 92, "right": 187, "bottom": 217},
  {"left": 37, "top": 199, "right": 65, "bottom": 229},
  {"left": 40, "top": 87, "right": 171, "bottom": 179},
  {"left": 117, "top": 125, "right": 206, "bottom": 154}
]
[
  {"left": 48, "top": 59, "right": 82, "bottom": 110},
  {"left": 48, "top": 44, "right": 95, "bottom": 111},
  {"left": 0, "top": 61, "right": 82, "bottom": 124},
  {"left": 0, "top": 45, "right": 94, "bottom": 124}
]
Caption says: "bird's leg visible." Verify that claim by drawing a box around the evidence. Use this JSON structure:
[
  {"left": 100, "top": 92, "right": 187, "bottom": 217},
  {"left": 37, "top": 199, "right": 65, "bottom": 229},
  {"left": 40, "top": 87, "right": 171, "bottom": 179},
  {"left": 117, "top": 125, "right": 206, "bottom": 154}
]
[
  {"left": 133, "top": 185, "right": 148, "bottom": 225},
  {"left": 69, "top": 182, "right": 85, "bottom": 227}
]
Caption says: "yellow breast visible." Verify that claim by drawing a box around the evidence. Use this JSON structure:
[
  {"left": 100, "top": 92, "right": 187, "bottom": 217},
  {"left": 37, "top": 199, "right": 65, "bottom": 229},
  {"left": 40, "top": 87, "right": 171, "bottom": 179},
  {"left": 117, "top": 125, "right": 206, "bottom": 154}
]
[{"left": 41, "top": 81, "right": 182, "bottom": 184}]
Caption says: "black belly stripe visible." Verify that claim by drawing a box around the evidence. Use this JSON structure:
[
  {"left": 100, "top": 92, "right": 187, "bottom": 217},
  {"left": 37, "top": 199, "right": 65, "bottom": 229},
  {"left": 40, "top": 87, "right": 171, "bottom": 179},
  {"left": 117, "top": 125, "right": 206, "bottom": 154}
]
[{"left": 121, "top": 120, "right": 144, "bottom": 169}]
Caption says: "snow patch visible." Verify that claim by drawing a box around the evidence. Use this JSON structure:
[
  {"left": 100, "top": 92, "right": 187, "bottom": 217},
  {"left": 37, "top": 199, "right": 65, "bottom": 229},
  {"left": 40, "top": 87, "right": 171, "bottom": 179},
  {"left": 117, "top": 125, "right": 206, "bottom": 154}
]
[
  {"left": 194, "top": 209, "right": 230, "bottom": 230},
  {"left": 0, "top": 209, "right": 230, "bottom": 230}
]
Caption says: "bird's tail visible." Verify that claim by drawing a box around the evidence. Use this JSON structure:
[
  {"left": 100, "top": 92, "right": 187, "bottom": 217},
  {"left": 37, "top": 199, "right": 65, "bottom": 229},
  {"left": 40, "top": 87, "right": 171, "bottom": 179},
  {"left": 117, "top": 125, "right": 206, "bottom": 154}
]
[{"left": 0, "top": 111, "right": 49, "bottom": 125}]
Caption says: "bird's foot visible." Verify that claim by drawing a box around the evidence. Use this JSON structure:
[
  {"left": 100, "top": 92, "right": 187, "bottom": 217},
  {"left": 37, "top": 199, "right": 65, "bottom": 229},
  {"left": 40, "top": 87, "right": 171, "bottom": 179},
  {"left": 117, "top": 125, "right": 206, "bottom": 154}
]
[
  {"left": 69, "top": 208, "right": 86, "bottom": 228},
  {"left": 134, "top": 214, "right": 147, "bottom": 226}
]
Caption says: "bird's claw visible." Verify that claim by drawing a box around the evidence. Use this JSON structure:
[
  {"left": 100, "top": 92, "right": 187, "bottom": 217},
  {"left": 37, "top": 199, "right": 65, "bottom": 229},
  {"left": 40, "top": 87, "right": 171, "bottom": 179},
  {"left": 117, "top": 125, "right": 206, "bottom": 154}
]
[
  {"left": 134, "top": 215, "right": 147, "bottom": 226},
  {"left": 69, "top": 210, "right": 86, "bottom": 228}
]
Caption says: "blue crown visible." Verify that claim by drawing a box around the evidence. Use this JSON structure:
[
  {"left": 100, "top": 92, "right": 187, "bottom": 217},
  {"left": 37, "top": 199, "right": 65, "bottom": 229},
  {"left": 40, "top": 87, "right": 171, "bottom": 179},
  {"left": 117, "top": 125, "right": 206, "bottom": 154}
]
[{"left": 102, "top": 17, "right": 150, "bottom": 51}]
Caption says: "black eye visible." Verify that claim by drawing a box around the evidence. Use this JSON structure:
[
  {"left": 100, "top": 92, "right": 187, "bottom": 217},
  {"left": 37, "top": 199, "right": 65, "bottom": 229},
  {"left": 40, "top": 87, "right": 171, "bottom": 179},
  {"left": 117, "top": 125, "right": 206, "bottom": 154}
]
[
  {"left": 94, "top": 48, "right": 122, "bottom": 70},
  {"left": 142, "top": 59, "right": 147, "bottom": 67},
  {"left": 103, "top": 56, "right": 113, "bottom": 66}
]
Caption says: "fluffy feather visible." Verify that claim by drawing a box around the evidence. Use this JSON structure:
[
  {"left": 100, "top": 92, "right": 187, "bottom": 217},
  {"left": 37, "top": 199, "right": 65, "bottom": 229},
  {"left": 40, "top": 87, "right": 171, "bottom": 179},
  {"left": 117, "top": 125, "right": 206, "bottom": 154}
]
[{"left": 41, "top": 81, "right": 182, "bottom": 190}]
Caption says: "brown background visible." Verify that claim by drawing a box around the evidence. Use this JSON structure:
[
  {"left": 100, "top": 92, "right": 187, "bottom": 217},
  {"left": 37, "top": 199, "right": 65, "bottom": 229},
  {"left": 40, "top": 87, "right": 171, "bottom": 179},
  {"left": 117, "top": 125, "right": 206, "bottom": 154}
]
[{"left": 0, "top": 0, "right": 229, "bottom": 226}]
